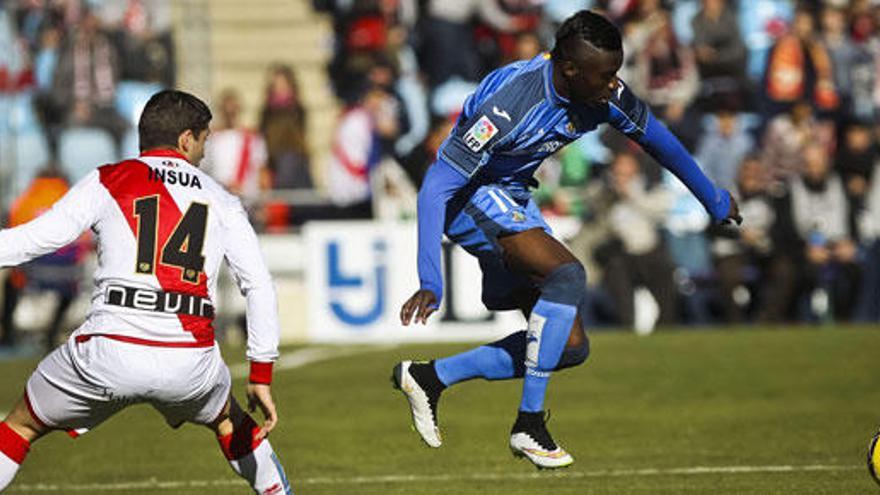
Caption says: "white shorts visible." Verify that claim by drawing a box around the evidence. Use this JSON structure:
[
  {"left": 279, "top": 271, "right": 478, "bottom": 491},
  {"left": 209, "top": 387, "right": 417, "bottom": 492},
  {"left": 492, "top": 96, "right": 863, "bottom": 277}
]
[{"left": 25, "top": 334, "right": 231, "bottom": 436}]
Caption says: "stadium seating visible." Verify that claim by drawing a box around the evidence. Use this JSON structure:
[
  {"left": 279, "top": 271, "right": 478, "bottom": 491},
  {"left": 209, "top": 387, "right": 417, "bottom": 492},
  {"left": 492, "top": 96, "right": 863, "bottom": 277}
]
[
  {"left": 58, "top": 127, "right": 118, "bottom": 182},
  {"left": 0, "top": 93, "right": 51, "bottom": 197},
  {"left": 115, "top": 81, "right": 164, "bottom": 126}
]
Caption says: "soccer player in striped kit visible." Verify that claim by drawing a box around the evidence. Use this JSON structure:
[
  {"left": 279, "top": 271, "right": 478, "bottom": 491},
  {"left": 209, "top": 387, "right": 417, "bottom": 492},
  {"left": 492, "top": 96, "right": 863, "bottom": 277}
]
[
  {"left": 393, "top": 11, "right": 741, "bottom": 469},
  {"left": 0, "top": 90, "right": 292, "bottom": 494}
]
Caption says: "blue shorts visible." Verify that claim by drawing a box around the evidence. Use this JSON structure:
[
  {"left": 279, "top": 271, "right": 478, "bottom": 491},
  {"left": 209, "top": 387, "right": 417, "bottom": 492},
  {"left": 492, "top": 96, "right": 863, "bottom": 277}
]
[{"left": 445, "top": 182, "right": 551, "bottom": 310}]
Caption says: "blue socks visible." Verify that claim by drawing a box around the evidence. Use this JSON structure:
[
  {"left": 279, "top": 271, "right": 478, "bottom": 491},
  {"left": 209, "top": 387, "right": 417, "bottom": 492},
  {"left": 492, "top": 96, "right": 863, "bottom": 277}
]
[
  {"left": 435, "top": 331, "right": 526, "bottom": 385},
  {"left": 432, "top": 299, "right": 577, "bottom": 412},
  {"left": 520, "top": 299, "right": 577, "bottom": 412},
  {"left": 433, "top": 262, "right": 586, "bottom": 414}
]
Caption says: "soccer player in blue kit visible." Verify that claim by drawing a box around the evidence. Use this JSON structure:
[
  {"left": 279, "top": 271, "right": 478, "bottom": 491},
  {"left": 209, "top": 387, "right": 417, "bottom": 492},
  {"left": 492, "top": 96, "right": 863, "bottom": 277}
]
[{"left": 391, "top": 10, "right": 742, "bottom": 469}]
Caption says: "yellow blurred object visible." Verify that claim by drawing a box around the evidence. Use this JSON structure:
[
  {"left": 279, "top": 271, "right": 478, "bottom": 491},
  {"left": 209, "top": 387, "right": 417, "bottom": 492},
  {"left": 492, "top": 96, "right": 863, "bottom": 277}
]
[{"left": 868, "top": 430, "right": 880, "bottom": 487}]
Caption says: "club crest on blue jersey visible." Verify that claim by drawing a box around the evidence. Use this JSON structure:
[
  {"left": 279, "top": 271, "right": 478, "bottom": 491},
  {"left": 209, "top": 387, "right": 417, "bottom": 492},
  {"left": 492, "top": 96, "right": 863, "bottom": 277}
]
[
  {"left": 511, "top": 211, "right": 526, "bottom": 223},
  {"left": 463, "top": 115, "right": 499, "bottom": 152}
]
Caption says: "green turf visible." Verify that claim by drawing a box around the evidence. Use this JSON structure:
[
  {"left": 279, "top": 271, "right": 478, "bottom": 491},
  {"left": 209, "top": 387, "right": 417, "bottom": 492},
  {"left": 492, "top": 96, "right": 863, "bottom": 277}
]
[{"left": 2, "top": 326, "right": 879, "bottom": 494}]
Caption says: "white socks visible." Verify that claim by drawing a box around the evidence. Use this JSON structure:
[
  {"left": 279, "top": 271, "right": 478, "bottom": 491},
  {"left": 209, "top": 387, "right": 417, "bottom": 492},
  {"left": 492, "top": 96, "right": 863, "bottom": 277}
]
[{"left": 225, "top": 440, "right": 291, "bottom": 495}]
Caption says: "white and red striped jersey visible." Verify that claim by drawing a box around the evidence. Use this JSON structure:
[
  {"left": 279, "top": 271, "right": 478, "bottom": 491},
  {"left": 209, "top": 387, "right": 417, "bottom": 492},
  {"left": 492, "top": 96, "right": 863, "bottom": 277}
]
[{"left": 0, "top": 149, "right": 279, "bottom": 369}]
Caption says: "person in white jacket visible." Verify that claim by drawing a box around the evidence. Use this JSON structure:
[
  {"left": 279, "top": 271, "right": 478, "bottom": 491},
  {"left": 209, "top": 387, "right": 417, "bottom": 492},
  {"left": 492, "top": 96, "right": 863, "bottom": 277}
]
[{"left": 0, "top": 90, "right": 292, "bottom": 495}]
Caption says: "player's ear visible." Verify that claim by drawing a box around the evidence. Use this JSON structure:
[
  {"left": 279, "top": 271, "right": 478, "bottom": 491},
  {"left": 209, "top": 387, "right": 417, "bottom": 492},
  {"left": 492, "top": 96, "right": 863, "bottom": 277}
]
[
  {"left": 561, "top": 60, "right": 578, "bottom": 80},
  {"left": 178, "top": 129, "right": 194, "bottom": 152}
]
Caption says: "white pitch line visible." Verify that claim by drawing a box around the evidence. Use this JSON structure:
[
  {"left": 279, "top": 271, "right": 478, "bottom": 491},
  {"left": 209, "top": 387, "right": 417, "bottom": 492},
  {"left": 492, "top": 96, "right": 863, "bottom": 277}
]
[
  {"left": 8, "top": 464, "right": 860, "bottom": 492},
  {"left": 229, "top": 344, "right": 398, "bottom": 379}
]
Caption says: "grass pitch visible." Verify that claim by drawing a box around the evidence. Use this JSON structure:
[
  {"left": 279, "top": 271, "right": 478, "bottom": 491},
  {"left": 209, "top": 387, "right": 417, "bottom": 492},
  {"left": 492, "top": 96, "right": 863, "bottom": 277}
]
[{"left": 1, "top": 326, "right": 878, "bottom": 494}]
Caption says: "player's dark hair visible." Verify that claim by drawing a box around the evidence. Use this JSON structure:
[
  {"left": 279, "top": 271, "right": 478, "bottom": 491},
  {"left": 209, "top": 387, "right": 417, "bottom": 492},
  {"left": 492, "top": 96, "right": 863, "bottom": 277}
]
[
  {"left": 138, "top": 90, "right": 212, "bottom": 152},
  {"left": 552, "top": 10, "right": 622, "bottom": 61}
]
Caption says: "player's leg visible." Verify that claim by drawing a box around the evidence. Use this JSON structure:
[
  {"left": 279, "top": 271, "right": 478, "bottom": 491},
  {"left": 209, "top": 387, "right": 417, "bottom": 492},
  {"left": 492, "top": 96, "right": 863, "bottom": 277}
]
[
  {"left": 1, "top": 333, "right": 128, "bottom": 489},
  {"left": 393, "top": 188, "right": 589, "bottom": 454},
  {"left": 499, "top": 228, "right": 585, "bottom": 468},
  {"left": 395, "top": 242, "right": 590, "bottom": 455},
  {"left": 0, "top": 396, "right": 51, "bottom": 490},
  {"left": 431, "top": 281, "right": 590, "bottom": 387},
  {"left": 209, "top": 397, "right": 292, "bottom": 495},
  {"left": 392, "top": 262, "right": 539, "bottom": 448},
  {"left": 150, "top": 346, "right": 291, "bottom": 495}
]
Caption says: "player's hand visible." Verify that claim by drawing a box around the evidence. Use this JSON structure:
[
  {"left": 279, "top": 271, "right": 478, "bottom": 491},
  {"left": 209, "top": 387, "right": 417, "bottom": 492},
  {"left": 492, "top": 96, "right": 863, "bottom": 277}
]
[
  {"left": 722, "top": 192, "right": 743, "bottom": 226},
  {"left": 400, "top": 289, "right": 438, "bottom": 326},
  {"left": 246, "top": 383, "right": 277, "bottom": 441}
]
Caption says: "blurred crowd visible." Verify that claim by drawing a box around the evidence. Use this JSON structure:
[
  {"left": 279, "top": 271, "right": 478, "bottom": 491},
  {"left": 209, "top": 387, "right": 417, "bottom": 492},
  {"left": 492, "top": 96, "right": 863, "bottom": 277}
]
[{"left": 2, "top": 0, "right": 880, "bottom": 333}]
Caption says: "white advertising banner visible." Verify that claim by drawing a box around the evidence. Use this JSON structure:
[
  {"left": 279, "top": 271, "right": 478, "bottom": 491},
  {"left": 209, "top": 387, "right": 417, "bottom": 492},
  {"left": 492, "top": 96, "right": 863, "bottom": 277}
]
[{"left": 304, "top": 221, "right": 525, "bottom": 343}]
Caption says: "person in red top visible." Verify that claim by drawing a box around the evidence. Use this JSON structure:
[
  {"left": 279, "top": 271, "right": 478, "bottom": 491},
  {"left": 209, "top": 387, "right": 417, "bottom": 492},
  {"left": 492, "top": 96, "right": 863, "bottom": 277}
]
[{"left": 0, "top": 90, "right": 292, "bottom": 494}]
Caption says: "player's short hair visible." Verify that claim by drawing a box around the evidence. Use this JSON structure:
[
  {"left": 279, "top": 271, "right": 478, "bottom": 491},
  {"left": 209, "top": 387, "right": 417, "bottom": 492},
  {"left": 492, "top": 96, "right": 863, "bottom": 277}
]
[
  {"left": 138, "top": 90, "right": 212, "bottom": 152},
  {"left": 552, "top": 10, "right": 622, "bottom": 61}
]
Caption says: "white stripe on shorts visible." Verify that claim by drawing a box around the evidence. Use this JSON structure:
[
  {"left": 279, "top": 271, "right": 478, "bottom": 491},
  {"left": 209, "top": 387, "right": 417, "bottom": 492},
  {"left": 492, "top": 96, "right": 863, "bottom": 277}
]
[
  {"left": 496, "top": 189, "right": 518, "bottom": 208},
  {"left": 487, "top": 190, "right": 509, "bottom": 213}
]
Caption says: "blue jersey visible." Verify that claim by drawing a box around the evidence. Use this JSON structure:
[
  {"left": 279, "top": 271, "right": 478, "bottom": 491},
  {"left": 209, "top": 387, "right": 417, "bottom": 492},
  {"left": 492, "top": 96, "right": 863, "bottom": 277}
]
[{"left": 417, "top": 53, "right": 731, "bottom": 303}]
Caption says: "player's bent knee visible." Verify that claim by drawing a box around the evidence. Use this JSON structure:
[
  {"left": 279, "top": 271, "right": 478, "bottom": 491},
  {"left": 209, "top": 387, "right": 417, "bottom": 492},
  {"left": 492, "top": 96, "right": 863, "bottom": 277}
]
[
  {"left": 554, "top": 338, "right": 590, "bottom": 371},
  {"left": 541, "top": 262, "right": 587, "bottom": 306}
]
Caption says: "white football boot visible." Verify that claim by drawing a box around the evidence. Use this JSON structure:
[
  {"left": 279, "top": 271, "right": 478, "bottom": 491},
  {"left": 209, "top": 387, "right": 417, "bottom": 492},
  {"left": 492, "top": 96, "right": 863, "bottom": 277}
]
[
  {"left": 391, "top": 360, "right": 444, "bottom": 448},
  {"left": 509, "top": 411, "right": 574, "bottom": 469}
]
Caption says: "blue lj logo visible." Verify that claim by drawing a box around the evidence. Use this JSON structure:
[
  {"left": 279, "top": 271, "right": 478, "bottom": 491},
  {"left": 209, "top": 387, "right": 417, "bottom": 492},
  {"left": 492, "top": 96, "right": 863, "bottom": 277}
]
[{"left": 327, "top": 240, "right": 386, "bottom": 326}]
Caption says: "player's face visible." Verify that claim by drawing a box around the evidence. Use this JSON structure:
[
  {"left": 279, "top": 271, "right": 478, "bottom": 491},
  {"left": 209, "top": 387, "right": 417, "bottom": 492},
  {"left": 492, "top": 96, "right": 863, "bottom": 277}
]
[
  {"left": 182, "top": 129, "right": 210, "bottom": 166},
  {"left": 564, "top": 44, "right": 623, "bottom": 106}
]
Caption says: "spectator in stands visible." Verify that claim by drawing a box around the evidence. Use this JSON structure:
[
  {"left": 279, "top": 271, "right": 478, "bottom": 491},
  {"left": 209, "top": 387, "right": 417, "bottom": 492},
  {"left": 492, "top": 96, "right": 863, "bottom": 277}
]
[
  {"left": 774, "top": 143, "right": 860, "bottom": 322},
  {"left": 0, "top": 6, "right": 33, "bottom": 94},
  {"left": 364, "top": 54, "right": 411, "bottom": 156},
  {"left": 761, "top": 100, "right": 834, "bottom": 187},
  {"left": 204, "top": 88, "right": 269, "bottom": 207},
  {"left": 325, "top": 0, "right": 403, "bottom": 102},
  {"left": 420, "top": 0, "right": 523, "bottom": 87},
  {"left": 819, "top": 6, "right": 856, "bottom": 120},
  {"left": 711, "top": 156, "right": 776, "bottom": 323},
  {"left": 835, "top": 121, "right": 877, "bottom": 238},
  {"left": 32, "top": 13, "right": 62, "bottom": 91},
  {"left": 513, "top": 31, "right": 542, "bottom": 62},
  {"left": 857, "top": 159, "right": 880, "bottom": 321},
  {"left": 623, "top": 2, "right": 699, "bottom": 146},
  {"left": 326, "top": 84, "right": 399, "bottom": 217},
  {"left": 386, "top": 24, "right": 430, "bottom": 158},
  {"left": 401, "top": 114, "right": 455, "bottom": 188},
  {"left": 695, "top": 109, "right": 754, "bottom": 191},
  {"left": 102, "top": 0, "right": 175, "bottom": 86},
  {"left": 1, "top": 168, "right": 86, "bottom": 350},
  {"left": 589, "top": 153, "right": 678, "bottom": 328},
  {"left": 259, "top": 64, "right": 313, "bottom": 189},
  {"left": 763, "top": 8, "right": 839, "bottom": 117},
  {"left": 31, "top": 12, "right": 65, "bottom": 157},
  {"left": 50, "top": 8, "right": 128, "bottom": 153},
  {"left": 690, "top": 0, "right": 748, "bottom": 110},
  {"left": 846, "top": 9, "right": 879, "bottom": 123}
]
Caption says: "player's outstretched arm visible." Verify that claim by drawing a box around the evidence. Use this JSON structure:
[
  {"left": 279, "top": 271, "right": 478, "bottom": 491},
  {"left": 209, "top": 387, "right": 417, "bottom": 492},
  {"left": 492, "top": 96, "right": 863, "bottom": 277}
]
[
  {"left": 246, "top": 383, "right": 277, "bottom": 440},
  {"left": 404, "top": 160, "right": 467, "bottom": 325},
  {"left": 607, "top": 82, "right": 742, "bottom": 225},
  {"left": 0, "top": 171, "right": 105, "bottom": 267}
]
